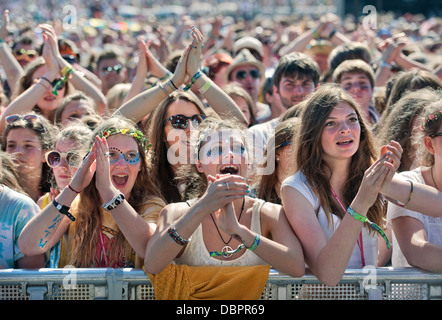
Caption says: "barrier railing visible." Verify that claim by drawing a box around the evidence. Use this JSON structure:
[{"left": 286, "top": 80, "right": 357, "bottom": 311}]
[{"left": 1, "top": 267, "right": 441, "bottom": 300}]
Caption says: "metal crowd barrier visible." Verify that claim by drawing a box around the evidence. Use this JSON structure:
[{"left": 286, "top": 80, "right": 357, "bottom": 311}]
[{"left": 1, "top": 267, "right": 441, "bottom": 300}]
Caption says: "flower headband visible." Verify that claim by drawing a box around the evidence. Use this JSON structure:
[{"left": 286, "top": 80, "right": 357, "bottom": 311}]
[
  {"left": 421, "top": 110, "right": 442, "bottom": 130},
  {"left": 98, "top": 127, "right": 151, "bottom": 151}
]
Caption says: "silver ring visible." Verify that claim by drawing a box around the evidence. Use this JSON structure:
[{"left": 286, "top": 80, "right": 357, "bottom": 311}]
[{"left": 226, "top": 182, "right": 229, "bottom": 190}]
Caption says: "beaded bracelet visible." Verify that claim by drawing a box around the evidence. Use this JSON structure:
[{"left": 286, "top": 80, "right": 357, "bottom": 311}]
[
  {"left": 53, "top": 199, "right": 75, "bottom": 221},
  {"left": 101, "top": 193, "right": 125, "bottom": 211},
  {"left": 347, "top": 206, "right": 390, "bottom": 249},
  {"left": 167, "top": 224, "right": 192, "bottom": 246},
  {"left": 183, "top": 71, "right": 203, "bottom": 91},
  {"left": 394, "top": 179, "right": 413, "bottom": 208}
]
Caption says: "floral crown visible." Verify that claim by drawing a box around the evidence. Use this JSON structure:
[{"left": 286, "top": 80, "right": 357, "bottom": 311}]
[
  {"left": 421, "top": 110, "right": 442, "bottom": 130},
  {"left": 98, "top": 127, "right": 151, "bottom": 151}
]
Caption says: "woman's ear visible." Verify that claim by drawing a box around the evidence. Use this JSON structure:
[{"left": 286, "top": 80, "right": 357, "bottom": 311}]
[
  {"left": 424, "top": 136, "right": 435, "bottom": 154},
  {"left": 195, "top": 159, "right": 204, "bottom": 173}
]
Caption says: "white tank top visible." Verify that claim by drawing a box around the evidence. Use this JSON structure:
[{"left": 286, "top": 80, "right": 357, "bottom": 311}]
[{"left": 174, "top": 199, "right": 268, "bottom": 267}]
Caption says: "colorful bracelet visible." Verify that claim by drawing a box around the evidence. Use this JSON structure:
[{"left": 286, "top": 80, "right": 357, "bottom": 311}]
[
  {"left": 395, "top": 179, "right": 413, "bottom": 208},
  {"left": 167, "top": 224, "right": 192, "bottom": 246},
  {"left": 347, "top": 206, "right": 390, "bottom": 249},
  {"left": 53, "top": 199, "right": 75, "bottom": 221},
  {"left": 245, "top": 233, "right": 260, "bottom": 251},
  {"left": 101, "top": 193, "right": 125, "bottom": 211},
  {"left": 183, "top": 70, "right": 203, "bottom": 91},
  {"left": 61, "top": 65, "right": 73, "bottom": 77}
]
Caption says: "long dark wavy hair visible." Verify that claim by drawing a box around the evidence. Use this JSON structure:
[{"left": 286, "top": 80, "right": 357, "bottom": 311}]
[
  {"left": 146, "top": 90, "right": 212, "bottom": 203},
  {"left": 295, "top": 83, "right": 384, "bottom": 229}
]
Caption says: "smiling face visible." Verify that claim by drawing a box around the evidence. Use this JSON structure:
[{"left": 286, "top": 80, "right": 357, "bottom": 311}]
[
  {"left": 196, "top": 129, "right": 249, "bottom": 178},
  {"left": 106, "top": 134, "right": 141, "bottom": 198},
  {"left": 320, "top": 102, "right": 361, "bottom": 165}
]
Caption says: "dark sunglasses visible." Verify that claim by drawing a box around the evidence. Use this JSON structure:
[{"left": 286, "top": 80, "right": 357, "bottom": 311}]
[
  {"left": 167, "top": 114, "right": 205, "bottom": 129},
  {"left": 32, "top": 78, "right": 66, "bottom": 91},
  {"left": 235, "top": 69, "right": 260, "bottom": 80},
  {"left": 45, "top": 150, "right": 80, "bottom": 168},
  {"left": 100, "top": 64, "right": 123, "bottom": 75},
  {"left": 430, "top": 132, "right": 442, "bottom": 138},
  {"left": 14, "top": 48, "right": 37, "bottom": 61},
  {"left": 5, "top": 114, "right": 47, "bottom": 132}
]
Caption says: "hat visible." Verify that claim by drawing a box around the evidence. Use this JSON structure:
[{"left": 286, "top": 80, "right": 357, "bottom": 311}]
[
  {"left": 224, "top": 49, "right": 265, "bottom": 82},
  {"left": 234, "top": 36, "right": 263, "bottom": 57}
]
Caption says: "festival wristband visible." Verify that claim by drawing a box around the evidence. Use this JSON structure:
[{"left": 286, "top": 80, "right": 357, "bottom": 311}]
[
  {"left": 347, "top": 206, "right": 390, "bottom": 249},
  {"left": 168, "top": 224, "right": 192, "bottom": 246},
  {"left": 53, "top": 199, "right": 75, "bottom": 221},
  {"left": 183, "top": 70, "right": 203, "bottom": 91}
]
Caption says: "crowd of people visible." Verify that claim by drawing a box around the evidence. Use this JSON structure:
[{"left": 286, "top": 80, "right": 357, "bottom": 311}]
[{"left": 0, "top": 4, "right": 442, "bottom": 298}]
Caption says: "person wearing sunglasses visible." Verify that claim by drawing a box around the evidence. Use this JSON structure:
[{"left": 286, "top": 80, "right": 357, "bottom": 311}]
[
  {"left": 1, "top": 113, "right": 57, "bottom": 203},
  {"left": 19, "top": 116, "right": 166, "bottom": 268},
  {"left": 95, "top": 48, "right": 127, "bottom": 95},
  {"left": 224, "top": 49, "right": 270, "bottom": 124},
  {"left": 0, "top": 24, "right": 107, "bottom": 134},
  {"left": 387, "top": 99, "right": 442, "bottom": 273},
  {"left": 115, "top": 26, "right": 246, "bottom": 204}
]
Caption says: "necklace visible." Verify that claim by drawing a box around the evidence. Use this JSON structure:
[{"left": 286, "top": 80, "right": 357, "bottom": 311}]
[
  {"left": 210, "top": 197, "right": 245, "bottom": 258},
  {"left": 431, "top": 166, "right": 440, "bottom": 191}
]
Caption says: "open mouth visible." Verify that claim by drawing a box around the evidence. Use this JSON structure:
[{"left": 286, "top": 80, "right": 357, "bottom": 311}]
[
  {"left": 43, "top": 95, "right": 56, "bottom": 101},
  {"left": 112, "top": 174, "right": 128, "bottom": 187},
  {"left": 336, "top": 138, "right": 353, "bottom": 146},
  {"left": 219, "top": 165, "right": 239, "bottom": 175}
]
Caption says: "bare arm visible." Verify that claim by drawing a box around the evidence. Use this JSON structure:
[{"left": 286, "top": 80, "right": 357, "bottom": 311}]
[{"left": 392, "top": 216, "right": 442, "bottom": 272}]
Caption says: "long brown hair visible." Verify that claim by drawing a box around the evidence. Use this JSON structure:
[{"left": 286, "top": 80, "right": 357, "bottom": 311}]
[
  {"left": 295, "top": 83, "right": 383, "bottom": 229},
  {"left": 147, "top": 90, "right": 211, "bottom": 203},
  {"left": 67, "top": 116, "right": 162, "bottom": 267}
]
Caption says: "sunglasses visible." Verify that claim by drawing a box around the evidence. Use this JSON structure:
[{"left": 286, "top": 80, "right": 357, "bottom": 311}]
[
  {"left": 32, "top": 78, "right": 66, "bottom": 91},
  {"left": 5, "top": 114, "right": 47, "bottom": 132},
  {"left": 108, "top": 147, "right": 140, "bottom": 165},
  {"left": 235, "top": 69, "right": 260, "bottom": 80},
  {"left": 430, "top": 132, "right": 442, "bottom": 138},
  {"left": 100, "top": 64, "right": 123, "bottom": 75},
  {"left": 14, "top": 48, "right": 37, "bottom": 61},
  {"left": 45, "top": 150, "right": 80, "bottom": 168},
  {"left": 167, "top": 114, "right": 205, "bottom": 130}
]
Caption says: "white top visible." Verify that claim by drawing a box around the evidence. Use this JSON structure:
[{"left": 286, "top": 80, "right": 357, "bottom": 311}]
[
  {"left": 175, "top": 199, "right": 268, "bottom": 267},
  {"left": 281, "top": 172, "right": 378, "bottom": 268},
  {"left": 387, "top": 167, "right": 442, "bottom": 267}
]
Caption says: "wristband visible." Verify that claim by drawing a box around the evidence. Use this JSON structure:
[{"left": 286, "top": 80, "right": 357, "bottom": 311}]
[
  {"left": 313, "top": 29, "right": 321, "bottom": 40},
  {"left": 183, "top": 71, "right": 203, "bottom": 92},
  {"left": 380, "top": 61, "right": 392, "bottom": 69},
  {"left": 395, "top": 179, "right": 413, "bottom": 208},
  {"left": 245, "top": 234, "right": 260, "bottom": 251},
  {"left": 53, "top": 199, "right": 75, "bottom": 221},
  {"left": 61, "top": 65, "right": 73, "bottom": 77},
  {"left": 68, "top": 184, "right": 81, "bottom": 194},
  {"left": 101, "top": 193, "right": 125, "bottom": 211},
  {"left": 347, "top": 206, "right": 390, "bottom": 249},
  {"left": 198, "top": 80, "right": 212, "bottom": 94}
]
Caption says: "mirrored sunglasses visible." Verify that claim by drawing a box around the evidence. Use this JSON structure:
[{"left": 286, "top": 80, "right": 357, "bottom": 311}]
[
  {"left": 45, "top": 150, "right": 80, "bottom": 168},
  {"left": 100, "top": 64, "right": 123, "bottom": 75},
  {"left": 167, "top": 114, "right": 205, "bottom": 130},
  {"left": 5, "top": 114, "right": 47, "bottom": 132}
]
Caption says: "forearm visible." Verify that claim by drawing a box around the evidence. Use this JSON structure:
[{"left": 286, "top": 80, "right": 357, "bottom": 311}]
[
  {"left": 193, "top": 74, "right": 248, "bottom": 125},
  {"left": 235, "top": 225, "right": 305, "bottom": 277},
  {"left": 107, "top": 200, "right": 157, "bottom": 259},
  {"left": 382, "top": 175, "right": 442, "bottom": 217},
  {"left": 113, "top": 80, "right": 170, "bottom": 122},
  {"left": 18, "top": 187, "right": 77, "bottom": 255},
  {"left": 0, "top": 41, "right": 23, "bottom": 90},
  {"left": 395, "top": 53, "right": 431, "bottom": 72},
  {"left": 144, "top": 202, "right": 207, "bottom": 274}
]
